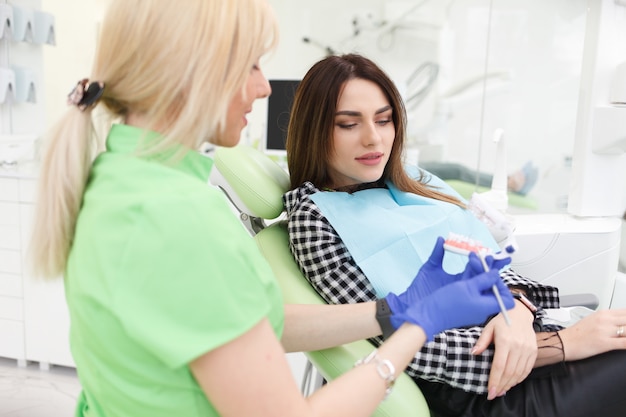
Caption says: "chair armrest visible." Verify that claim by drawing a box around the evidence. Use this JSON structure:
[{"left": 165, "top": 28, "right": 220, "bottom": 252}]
[{"left": 559, "top": 293, "right": 599, "bottom": 309}]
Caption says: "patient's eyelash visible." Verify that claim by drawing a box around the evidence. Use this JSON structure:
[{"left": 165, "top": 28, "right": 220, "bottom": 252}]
[{"left": 336, "top": 118, "right": 391, "bottom": 129}]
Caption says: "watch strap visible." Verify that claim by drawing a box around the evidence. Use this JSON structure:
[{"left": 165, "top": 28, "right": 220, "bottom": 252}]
[{"left": 375, "top": 298, "right": 396, "bottom": 340}]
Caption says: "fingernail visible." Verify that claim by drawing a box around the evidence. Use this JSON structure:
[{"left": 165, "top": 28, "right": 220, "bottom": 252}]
[
  {"left": 471, "top": 347, "right": 477, "bottom": 355},
  {"left": 498, "top": 391, "right": 507, "bottom": 397},
  {"left": 487, "top": 388, "right": 497, "bottom": 400}
]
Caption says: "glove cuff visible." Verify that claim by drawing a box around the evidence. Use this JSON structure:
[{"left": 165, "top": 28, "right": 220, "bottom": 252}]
[
  {"left": 384, "top": 292, "right": 405, "bottom": 329},
  {"left": 390, "top": 307, "right": 438, "bottom": 342}
]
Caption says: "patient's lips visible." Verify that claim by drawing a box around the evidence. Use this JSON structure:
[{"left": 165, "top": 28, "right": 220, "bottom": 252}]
[{"left": 356, "top": 152, "right": 383, "bottom": 165}]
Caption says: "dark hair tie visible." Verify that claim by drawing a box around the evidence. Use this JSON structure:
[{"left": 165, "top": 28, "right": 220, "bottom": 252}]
[{"left": 67, "top": 78, "right": 105, "bottom": 111}]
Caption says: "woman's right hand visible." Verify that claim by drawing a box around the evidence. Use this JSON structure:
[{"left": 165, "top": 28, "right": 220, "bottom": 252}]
[{"left": 559, "top": 308, "right": 626, "bottom": 361}]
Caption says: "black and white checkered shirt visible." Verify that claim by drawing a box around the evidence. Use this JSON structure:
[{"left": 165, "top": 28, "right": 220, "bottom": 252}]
[{"left": 284, "top": 182, "right": 561, "bottom": 395}]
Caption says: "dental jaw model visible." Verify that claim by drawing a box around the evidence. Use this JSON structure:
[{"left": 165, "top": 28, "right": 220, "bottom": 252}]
[{"left": 443, "top": 233, "right": 514, "bottom": 326}]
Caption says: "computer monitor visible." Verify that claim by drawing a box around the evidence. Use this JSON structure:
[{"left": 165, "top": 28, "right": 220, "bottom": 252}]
[{"left": 265, "top": 79, "right": 300, "bottom": 153}]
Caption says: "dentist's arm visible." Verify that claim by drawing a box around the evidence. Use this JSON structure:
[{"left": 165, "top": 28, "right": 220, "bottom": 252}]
[
  {"left": 281, "top": 302, "right": 380, "bottom": 352},
  {"left": 281, "top": 237, "right": 509, "bottom": 353},
  {"left": 193, "top": 270, "right": 511, "bottom": 417}
]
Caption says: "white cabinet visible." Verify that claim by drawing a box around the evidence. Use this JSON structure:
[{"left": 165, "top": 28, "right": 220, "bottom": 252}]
[
  {"left": 0, "top": 177, "right": 26, "bottom": 363},
  {"left": 1, "top": 0, "right": 69, "bottom": 369},
  {"left": 20, "top": 177, "right": 74, "bottom": 368},
  {"left": 0, "top": 173, "right": 74, "bottom": 369}
]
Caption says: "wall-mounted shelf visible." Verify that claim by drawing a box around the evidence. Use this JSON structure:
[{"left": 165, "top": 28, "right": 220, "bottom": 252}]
[
  {"left": 0, "top": 3, "right": 12, "bottom": 40},
  {"left": 10, "top": 4, "right": 34, "bottom": 43},
  {"left": 33, "top": 10, "right": 54, "bottom": 45},
  {"left": 12, "top": 66, "right": 37, "bottom": 102},
  {"left": 0, "top": 67, "right": 15, "bottom": 104},
  {"left": 3, "top": 5, "right": 55, "bottom": 45}
]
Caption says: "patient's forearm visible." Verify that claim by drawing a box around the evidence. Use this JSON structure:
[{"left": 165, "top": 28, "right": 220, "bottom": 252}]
[
  {"left": 281, "top": 302, "right": 381, "bottom": 352},
  {"left": 534, "top": 332, "right": 565, "bottom": 368}
]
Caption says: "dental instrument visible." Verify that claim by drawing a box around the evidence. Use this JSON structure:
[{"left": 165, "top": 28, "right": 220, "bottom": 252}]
[
  {"left": 443, "top": 232, "right": 513, "bottom": 326},
  {"left": 468, "top": 191, "right": 519, "bottom": 254}
]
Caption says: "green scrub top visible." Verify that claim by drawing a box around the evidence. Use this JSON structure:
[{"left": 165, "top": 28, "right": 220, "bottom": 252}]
[{"left": 65, "top": 124, "right": 284, "bottom": 417}]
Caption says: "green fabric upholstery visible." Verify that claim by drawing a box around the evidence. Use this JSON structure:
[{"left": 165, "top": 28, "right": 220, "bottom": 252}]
[
  {"left": 255, "top": 224, "right": 430, "bottom": 417},
  {"left": 214, "top": 144, "right": 290, "bottom": 219},
  {"left": 213, "top": 145, "right": 431, "bottom": 416}
]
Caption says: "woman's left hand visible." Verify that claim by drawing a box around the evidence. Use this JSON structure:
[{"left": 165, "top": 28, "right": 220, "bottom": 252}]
[{"left": 471, "top": 301, "right": 537, "bottom": 400}]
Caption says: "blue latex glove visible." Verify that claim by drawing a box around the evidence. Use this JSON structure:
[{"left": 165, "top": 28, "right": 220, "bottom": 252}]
[
  {"left": 483, "top": 253, "right": 512, "bottom": 272},
  {"left": 386, "top": 237, "right": 511, "bottom": 315},
  {"left": 391, "top": 270, "right": 514, "bottom": 341}
]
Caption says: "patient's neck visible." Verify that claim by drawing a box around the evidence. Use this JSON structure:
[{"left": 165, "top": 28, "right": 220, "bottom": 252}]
[{"left": 324, "top": 180, "right": 386, "bottom": 194}]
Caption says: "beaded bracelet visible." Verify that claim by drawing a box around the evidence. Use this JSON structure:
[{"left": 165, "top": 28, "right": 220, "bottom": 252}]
[{"left": 354, "top": 349, "right": 396, "bottom": 399}]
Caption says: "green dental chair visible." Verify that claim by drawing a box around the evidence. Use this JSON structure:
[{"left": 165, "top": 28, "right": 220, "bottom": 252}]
[
  {"left": 211, "top": 144, "right": 431, "bottom": 417},
  {"left": 444, "top": 180, "right": 538, "bottom": 211}
]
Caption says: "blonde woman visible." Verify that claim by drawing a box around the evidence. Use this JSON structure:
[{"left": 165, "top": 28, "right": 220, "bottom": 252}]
[{"left": 29, "top": 1, "right": 511, "bottom": 416}]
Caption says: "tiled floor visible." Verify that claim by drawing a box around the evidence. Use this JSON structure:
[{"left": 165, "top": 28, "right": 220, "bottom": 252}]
[
  {"left": 0, "top": 352, "right": 310, "bottom": 416},
  {"left": 0, "top": 357, "right": 81, "bottom": 416}
]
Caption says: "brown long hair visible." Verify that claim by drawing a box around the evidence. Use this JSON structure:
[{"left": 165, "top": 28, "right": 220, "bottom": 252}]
[{"left": 285, "top": 53, "right": 464, "bottom": 208}]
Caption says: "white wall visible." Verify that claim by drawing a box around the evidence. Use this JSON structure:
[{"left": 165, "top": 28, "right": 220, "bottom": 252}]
[
  {"left": 250, "top": 0, "right": 594, "bottom": 214},
  {"left": 41, "top": 0, "right": 107, "bottom": 129},
  {"left": 38, "top": 0, "right": 622, "bottom": 217}
]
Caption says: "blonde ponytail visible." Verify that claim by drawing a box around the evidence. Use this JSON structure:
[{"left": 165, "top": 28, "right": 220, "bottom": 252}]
[{"left": 30, "top": 108, "right": 98, "bottom": 278}]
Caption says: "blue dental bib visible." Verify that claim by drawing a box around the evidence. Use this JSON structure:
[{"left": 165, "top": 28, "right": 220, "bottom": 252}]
[{"left": 310, "top": 169, "right": 500, "bottom": 297}]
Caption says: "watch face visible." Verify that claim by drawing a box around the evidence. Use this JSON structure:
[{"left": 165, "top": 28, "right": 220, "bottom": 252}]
[
  {"left": 510, "top": 288, "right": 526, "bottom": 296},
  {"left": 513, "top": 293, "right": 538, "bottom": 313}
]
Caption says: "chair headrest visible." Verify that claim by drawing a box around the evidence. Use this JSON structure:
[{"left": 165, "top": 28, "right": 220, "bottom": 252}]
[{"left": 212, "top": 145, "right": 289, "bottom": 220}]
